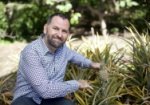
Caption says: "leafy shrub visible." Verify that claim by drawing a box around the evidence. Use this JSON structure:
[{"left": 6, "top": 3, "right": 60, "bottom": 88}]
[
  {"left": 0, "top": 2, "right": 8, "bottom": 39},
  {"left": 66, "top": 25, "right": 150, "bottom": 105}
]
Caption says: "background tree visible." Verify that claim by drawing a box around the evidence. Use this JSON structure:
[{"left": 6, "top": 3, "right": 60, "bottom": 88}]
[{"left": 0, "top": 0, "right": 149, "bottom": 41}]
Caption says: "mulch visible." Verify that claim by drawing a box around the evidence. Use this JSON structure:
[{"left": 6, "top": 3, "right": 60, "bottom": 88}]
[{"left": 0, "top": 72, "right": 17, "bottom": 105}]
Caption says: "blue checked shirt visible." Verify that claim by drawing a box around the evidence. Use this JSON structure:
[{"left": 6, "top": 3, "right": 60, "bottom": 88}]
[{"left": 13, "top": 36, "right": 92, "bottom": 104}]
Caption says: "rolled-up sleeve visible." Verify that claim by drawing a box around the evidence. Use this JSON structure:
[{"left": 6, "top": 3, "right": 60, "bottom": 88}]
[{"left": 20, "top": 50, "right": 79, "bottom": 99}]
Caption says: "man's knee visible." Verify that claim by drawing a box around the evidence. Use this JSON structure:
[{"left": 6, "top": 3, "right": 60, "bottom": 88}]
[
  {"left": 11, "top": 96, "right": 37, "bottom": 105},
  {"left": 58, "top": 98, "right": 75, "bottom": 105},
  {"left": 42, "top": 97, "right": 75, "bottom": 105}
]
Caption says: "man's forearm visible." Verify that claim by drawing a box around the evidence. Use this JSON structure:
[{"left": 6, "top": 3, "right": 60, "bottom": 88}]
[{"left": 33, "top": 80, "right": 79, "bottom": 99}]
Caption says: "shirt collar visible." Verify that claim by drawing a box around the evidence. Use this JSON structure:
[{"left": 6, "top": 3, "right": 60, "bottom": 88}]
[{"left": 39, "top": 36, "right": 49, "bottom": 55}]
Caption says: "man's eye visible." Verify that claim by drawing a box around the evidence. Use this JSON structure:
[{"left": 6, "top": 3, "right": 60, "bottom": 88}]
[
  {"left": 63, "top": 30, "right": 67, "bottom": 34},
  {"left": 53, "top": 27, "right": 59, "bottom": 30}
]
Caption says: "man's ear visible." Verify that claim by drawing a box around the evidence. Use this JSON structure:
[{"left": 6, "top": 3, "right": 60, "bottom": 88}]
[{"left": 43, "top": 24, "right": 47, "bottom": 34}]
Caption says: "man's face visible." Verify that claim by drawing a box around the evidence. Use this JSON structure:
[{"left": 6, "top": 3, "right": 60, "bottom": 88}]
[{"left": 44, "top": 16, "right": 70, "bottom": 49}]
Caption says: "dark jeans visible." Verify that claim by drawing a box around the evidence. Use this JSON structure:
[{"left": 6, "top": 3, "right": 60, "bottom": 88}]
[{"left": 11, "top": 96, "right": 75, "bottom": 105}]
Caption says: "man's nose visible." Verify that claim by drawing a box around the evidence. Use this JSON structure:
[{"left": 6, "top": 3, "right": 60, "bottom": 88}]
[{"left": 58, "top": 30, "right": 62, "bottom": 37}]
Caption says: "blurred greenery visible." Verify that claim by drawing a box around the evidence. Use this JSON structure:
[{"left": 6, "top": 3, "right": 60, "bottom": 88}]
[{"left": 0, "top": 0, "right": 149, "bottom": 41}]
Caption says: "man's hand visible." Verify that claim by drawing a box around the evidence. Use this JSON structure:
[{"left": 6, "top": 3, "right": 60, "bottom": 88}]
[
  {"left": 91, "top": 62, "right": 104, "bottom": 70},
  {"left": 90, "top": 62, "right": 101, "bottom": 70},
  {"left": 78, "top": 80, "right": 93, "bottom": 89}
]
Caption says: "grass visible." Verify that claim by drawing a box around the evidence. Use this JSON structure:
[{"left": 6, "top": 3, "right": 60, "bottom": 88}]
[
  {"left": 0, "top": 39, "right": 13, "bottom": 45},
  {"left": 0, "top": 38, "right": 27, "bottom": 45}
]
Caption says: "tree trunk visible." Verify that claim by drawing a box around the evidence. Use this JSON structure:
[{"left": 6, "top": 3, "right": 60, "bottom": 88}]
[{"left": 101, "top": 18, "right": 108, "bottom": 36}]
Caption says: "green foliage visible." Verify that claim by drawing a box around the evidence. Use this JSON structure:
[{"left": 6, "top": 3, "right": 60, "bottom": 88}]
[
  {"left": 123, "top": 25, "right": 150, "bottom": 105},
  {"left": 0, "top": 2, "right": 8, "bottom": 30},
  {"left": 0, "top": 1, "right": 82, "bottom": 41},
  {"left": 56, "top": 1, "right": 72, "bottom": 13},
  {"left": 125, "top": 25, "right": 150, "bottom": 88},
  {"left": 70, "top": 12, "right": 81, "bottom": 25},
  {"left": 117, "top": 0, "right": 138, "bottom": 8},
  {"left": 6, "top": 2, "right": 51, "bottom": 41},
  {"left": 44, "top": 0, "right": 55, "bottom": 5},
  {"left": 0, "top": 39, "right": 12, "bottom": 45},
  {"left": 65, "top": 24, "right": 150, "bottom": 105},
  {"left": 0, "top": 2, "right": 8, "bottom": 39},
  {"left": 0, "top": 0, "right": 149, "bottom": 41},
  {"left": 66, "top": 35, "right": 127, "bottom": 105},
  {"left": 54, "top": 1, "right": 82, "bottom": 25}
]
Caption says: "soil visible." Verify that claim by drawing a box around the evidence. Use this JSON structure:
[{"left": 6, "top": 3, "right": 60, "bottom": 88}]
[{"left": 0, "top": 42, "right": 26, "bottom": 77}]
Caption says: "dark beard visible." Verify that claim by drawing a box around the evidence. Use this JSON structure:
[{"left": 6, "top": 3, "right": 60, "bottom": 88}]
[{"left": 47, "top": 37, "right": 64, "bottom": 49}]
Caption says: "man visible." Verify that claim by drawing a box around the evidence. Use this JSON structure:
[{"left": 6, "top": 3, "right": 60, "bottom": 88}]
[{"left": 11, "top": 13, "right": 100, "bottom": 105}]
